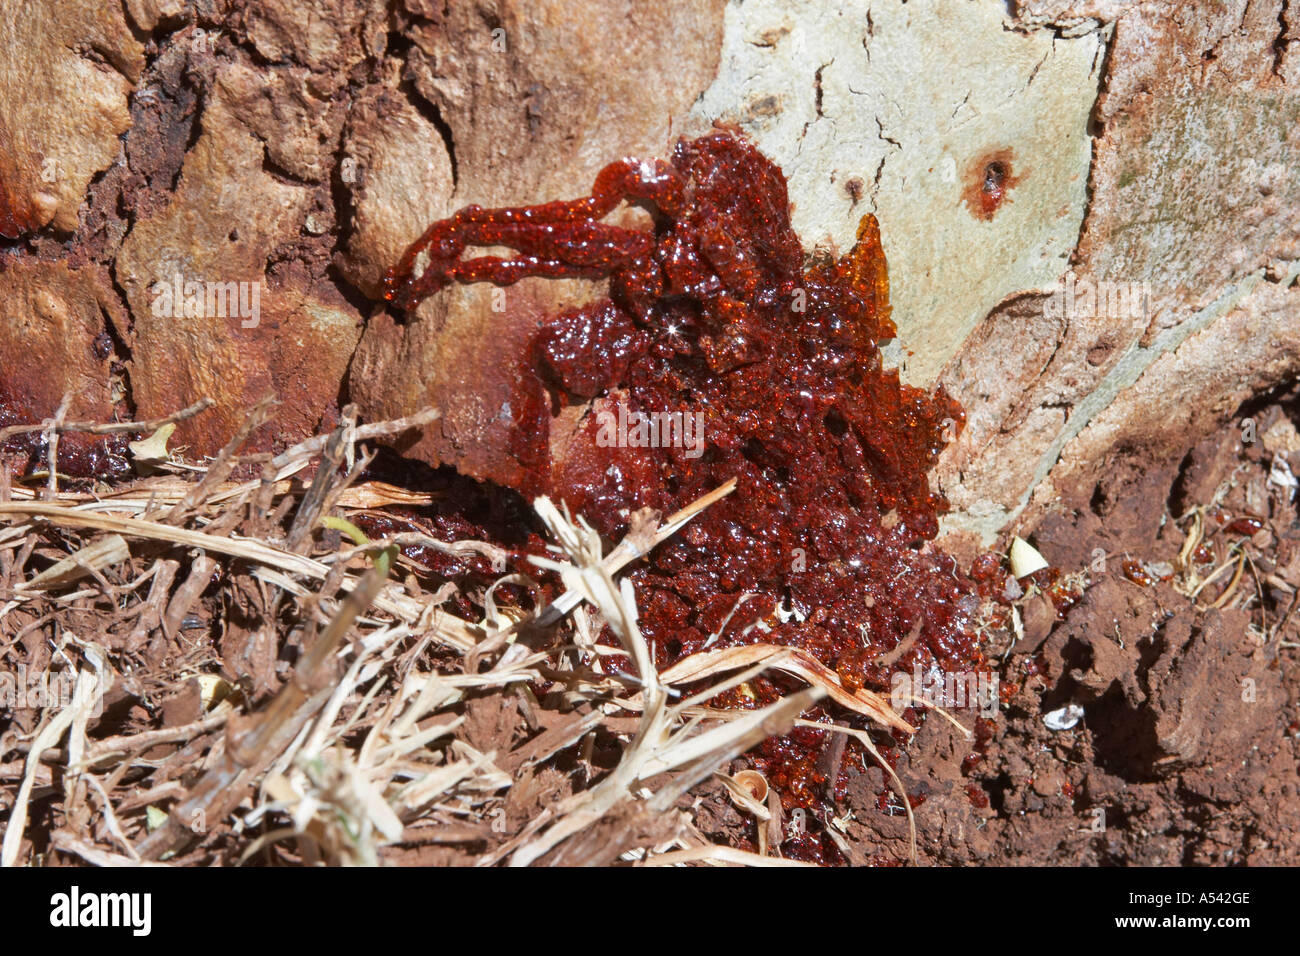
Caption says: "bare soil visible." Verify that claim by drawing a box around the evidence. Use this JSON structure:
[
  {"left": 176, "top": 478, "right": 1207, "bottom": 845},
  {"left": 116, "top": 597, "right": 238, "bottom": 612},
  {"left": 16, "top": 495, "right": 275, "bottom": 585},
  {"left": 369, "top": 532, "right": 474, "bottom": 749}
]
[{"left": 749, "top": 390, "right": 1300, "bottom": 865}]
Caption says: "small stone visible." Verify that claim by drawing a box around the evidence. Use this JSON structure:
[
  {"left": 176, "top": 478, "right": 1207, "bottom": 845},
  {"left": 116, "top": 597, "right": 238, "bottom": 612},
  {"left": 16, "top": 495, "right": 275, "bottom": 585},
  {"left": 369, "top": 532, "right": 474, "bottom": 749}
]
[{"left": 1043, "top": 704, "right": 1084, "bottom": 731}]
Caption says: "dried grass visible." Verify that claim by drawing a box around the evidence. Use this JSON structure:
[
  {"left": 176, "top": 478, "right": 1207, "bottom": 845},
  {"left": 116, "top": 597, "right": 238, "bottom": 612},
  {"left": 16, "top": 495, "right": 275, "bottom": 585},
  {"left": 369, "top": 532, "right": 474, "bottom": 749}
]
[{"left": 0, "top": 400, "right": 915, "bottom": 866}]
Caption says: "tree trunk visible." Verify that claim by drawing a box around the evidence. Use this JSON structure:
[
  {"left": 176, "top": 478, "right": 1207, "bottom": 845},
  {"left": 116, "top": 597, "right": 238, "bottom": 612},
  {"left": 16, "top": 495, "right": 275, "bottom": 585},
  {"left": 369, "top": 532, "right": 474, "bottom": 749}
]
[{"left": 3, "top": 0, "right": 1295, "bottom": 549}]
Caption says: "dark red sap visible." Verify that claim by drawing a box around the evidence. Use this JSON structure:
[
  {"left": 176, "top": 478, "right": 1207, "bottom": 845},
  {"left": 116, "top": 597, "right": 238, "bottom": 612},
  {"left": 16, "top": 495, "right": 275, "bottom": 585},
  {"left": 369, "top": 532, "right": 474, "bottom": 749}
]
[{"left": 387, "top": 131, "right": 987, "bottom": 834}]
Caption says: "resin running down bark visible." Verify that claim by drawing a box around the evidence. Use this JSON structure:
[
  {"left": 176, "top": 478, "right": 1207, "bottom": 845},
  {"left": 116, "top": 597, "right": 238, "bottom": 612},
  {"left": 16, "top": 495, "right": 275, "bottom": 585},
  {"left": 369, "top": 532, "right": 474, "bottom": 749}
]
[{"left": 387, "top": 131, "right": 986, "bottom": 862}]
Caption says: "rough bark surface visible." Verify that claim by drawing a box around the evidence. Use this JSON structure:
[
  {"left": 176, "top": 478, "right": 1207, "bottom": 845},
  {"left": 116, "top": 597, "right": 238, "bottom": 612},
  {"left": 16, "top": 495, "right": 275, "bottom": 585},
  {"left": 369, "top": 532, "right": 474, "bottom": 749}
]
[
  {"left": 4, "top": 0, "right": 1294, "bottom": 540},
  {"left": 937, "top": 0, "right": 1300, "bottom": 550}
]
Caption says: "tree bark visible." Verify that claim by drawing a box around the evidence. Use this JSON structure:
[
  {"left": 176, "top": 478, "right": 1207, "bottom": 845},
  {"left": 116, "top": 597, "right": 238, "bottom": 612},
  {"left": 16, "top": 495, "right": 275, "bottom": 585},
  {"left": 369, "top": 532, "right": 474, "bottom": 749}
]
[{"left": 1, "top": 0, "right": 1297, "bottom": 550}]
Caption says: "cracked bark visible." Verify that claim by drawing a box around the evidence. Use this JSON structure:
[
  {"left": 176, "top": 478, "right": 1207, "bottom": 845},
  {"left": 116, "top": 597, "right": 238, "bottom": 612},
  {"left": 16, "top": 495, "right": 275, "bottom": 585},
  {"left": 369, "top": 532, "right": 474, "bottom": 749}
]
[{"left": 0, "top": 0, "right": 1295, "bottom": 556}]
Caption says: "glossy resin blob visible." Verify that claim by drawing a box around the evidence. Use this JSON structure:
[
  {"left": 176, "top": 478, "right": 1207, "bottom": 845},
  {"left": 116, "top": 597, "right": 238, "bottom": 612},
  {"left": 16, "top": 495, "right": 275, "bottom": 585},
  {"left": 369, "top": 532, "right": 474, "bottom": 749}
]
[{"left": 386, "top": 131, "right": 988, "bottom": 863}]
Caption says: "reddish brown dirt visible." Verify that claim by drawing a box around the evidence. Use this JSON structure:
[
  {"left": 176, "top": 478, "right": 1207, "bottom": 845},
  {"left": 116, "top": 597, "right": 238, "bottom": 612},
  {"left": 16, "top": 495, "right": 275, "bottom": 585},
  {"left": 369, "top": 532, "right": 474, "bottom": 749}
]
[{"left": 705, "top": 392, "right": 1300, "bottom": 865}]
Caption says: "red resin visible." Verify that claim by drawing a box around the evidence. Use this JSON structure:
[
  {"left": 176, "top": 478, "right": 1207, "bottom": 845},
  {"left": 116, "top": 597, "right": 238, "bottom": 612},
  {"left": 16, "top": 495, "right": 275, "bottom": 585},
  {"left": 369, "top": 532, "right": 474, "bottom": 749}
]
[
  {"left": 1223, "top": 516, "right": 1264, "bottom": 537},
  {"left": 386, "top": 131, "right": 985, "bottom": 853},
  {"left": 1022, "top": 565, "right": 1083, "bottom": 618},
  {"left": 1120, "top": 558, "right": 1154, "bottom": 588},
  {"left": 0, "top": 400, "right": 132, "bottom": 482}
]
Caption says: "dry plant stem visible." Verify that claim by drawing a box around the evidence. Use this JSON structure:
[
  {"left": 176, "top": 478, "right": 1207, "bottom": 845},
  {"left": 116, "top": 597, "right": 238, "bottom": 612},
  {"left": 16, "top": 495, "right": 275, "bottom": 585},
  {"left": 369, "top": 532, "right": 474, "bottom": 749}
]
[
  {"left": 285, "top": 406, "right": 355, "bottom": 552},
  {"left": 0, "top": 397, "right": 214, "bottom": 443},
  {"left": 0, "top": 503, "right": 326, "bottom": 577},
  {"left": 16, "top": 534, "right": 130, "bottom": 591},
  {"left": 529, "top": 477, "right": 738, "bottom": 631},
  {"left": 2, "top": 476, "right": 436, "bottom": 511},
  {"left": 312, "top": 452, "right": 376, "bottom": 550},
  {"left": 112, "top": 780, "right": 185, "bottom": 814},
  {"left": 644, "top": 689, "right": 825, "bottom": 806},
  {"left": 793, "top": 718, "right": 918, "bottom": 864},
  {"left": 642, "top": 845, "right": 814, "bottom": 867},
  {"left": 135, "top": 547, "right": 396, "bottom": 861},
  {"left": 1211, "top": 554, "right": 1248, "bottom": 609},
  {"left": 656, "top": 643, "right": 913, "bottom": 733},
  {"left": 1191, "top": 549, "right": 1242, "bottom": 600},
  {"left": 84, "top": 710, "right": 232, "bottom": 765},
  {"left": 267, "top": 410, "right": 369, "bottom": 672},
  {"left": 43, "top": 393, "right": 72, "bottom": 500},
  {"left": 1177, "top": 510, "right": 1204, "bottom": 574},
  {"left": 266, "top": 408, "right": 441, "bottom": 474},
  {"left": 51, "top": 832, "right": 169, "bottom": 867},
  {"left": 83, "top": 772, "right": 139, "bottom": 860},
  {"left": 166, "top": 395, "right": 278, "bottom": 524},
  {"left": 351, "top": 532, "right": 507, "bottom": 572},
  {"left": 162, "top": 555, "right": 217, "bottom": 636},
  {"left": 123, "top": 559, "right": 179, "bottom": 649}
]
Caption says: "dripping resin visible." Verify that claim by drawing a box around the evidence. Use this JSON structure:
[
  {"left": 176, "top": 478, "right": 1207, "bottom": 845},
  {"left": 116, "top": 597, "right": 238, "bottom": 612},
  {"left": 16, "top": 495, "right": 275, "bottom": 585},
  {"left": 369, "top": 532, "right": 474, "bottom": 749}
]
[{"left": 386, "top": 131, "right": 987, "bottom": 863}]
